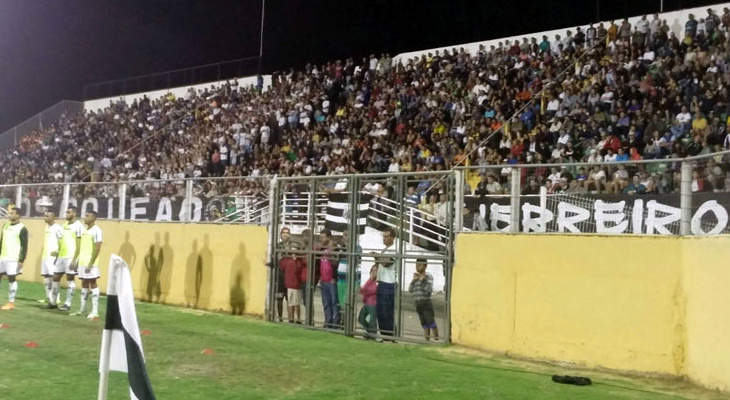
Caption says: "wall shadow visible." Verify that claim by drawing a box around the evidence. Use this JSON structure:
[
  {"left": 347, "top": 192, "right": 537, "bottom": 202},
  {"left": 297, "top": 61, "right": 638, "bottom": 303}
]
[
  {"left": 35, "top": 254, "right": 43, "bottom": 285},
  {"left": 229, "top": 242, "right": 249, "bottom": 315},
  {"left": 141, "top": 233, "right": 163, "bottom": 303},
  {"left": 197, "top": 234, "right": 214, "bottom": 309},
  {"left": 159, "top": 232, "right": 174, "bottom": 303},
  {"left": 118, "top": 230, "right": 137, "bottom": 270},
  {"left": 184, "top": 239, "right": 201, "bottom": 308},
  {"left": 185, "top": 235, "right": 213, "bottom": 309}
]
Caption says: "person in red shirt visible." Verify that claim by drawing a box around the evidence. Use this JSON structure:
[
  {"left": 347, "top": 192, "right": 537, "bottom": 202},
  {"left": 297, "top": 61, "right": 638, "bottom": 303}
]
[
  {"left": 317, "top": 229, "right": 339, "bottom": 329},
  {"left": 279, "top": 242, "right": 305, "bottom": 324},
  {"left": 358, "top": 265, "right": 378, "bottom": 339}
]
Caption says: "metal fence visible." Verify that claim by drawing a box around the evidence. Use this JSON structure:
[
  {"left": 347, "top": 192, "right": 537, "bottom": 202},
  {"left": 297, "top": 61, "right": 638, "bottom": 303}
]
[
  {"left": 1, "top": 152, "right": 729, "bottom": 238},
  {"left": 456, "top": 151, "right": 730, "bottom": 236},
  {"left": 0, "top": 100, "right": 84, "bottom": 151},
  {"left": 82, "top": 56, "right": 262, "bottom": 101},
  {"left": 266, "top": 172, "right": 455, "bottom": 343}
]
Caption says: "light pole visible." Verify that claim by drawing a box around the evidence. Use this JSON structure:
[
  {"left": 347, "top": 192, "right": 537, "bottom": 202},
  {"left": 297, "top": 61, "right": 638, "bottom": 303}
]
[{"left": 258, "top": 0, "right": 266, "bottom": 73}]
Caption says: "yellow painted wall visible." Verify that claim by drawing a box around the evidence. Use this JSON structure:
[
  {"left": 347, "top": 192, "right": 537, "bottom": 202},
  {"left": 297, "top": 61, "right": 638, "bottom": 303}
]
[
  {"left": 453, "top": 233, "right": 730, "bottom": 392},
  {"left": 18, "top": 219, "right": 269, "bottom": 317},
  {"left": 453, "top": 234, "right": 685, "bottom": 374},
  {"left": 682, "top": 236, "right": 730, "bottom": 392}
]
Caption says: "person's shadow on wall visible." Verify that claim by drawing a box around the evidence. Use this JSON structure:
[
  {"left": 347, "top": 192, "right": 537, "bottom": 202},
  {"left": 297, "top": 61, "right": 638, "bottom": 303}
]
[
  {"left": 118, "top": 231, "right": 137, "bottom": 270},
  {"left": 185, "top": 240, "right": 201, "bottom": 308},
  {"left": 197, "top": 234, "right": 214, "bottom": 309},
  {"left": 142, "top": 233, "right": 163, "bottom": 303},
  {"left": 229, "top": 242, "right": 249, "bottom": 316},
  {"left": 159, "top": 232, "right": 174, "bottom": 304},
  {"left": 185, "top": 235, "right": 213, "bottom": 309}
]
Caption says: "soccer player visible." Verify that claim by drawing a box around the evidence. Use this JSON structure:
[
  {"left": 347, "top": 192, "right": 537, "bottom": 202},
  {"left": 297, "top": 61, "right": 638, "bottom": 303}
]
[
  {"left": 0, "top": 207, "right": 29, "bottom": 310},
  {"left": 54, "top": 207, "right": 84, "bottom": 311},
  {"left": 73, "top": 210, "right": 103, "bottom": 319},
  {"left": 40, "top": 211, "right": 63, "bottom": 305}
]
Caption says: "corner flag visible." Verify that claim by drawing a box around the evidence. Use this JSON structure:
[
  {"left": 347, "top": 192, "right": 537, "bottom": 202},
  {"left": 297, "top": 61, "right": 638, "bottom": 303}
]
[{"left": 98, "top": 254, "right": 156, "bottom": 400}]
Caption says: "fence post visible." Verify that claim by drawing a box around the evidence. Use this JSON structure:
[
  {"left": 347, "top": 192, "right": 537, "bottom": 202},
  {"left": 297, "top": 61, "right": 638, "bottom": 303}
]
[
  {"left": 408, "top": 208, "right": 414, "bottom": 244},
  {"left": 185, "top": 180, "right": 193, "bottom": 222},
  {"left": 61, "top": 184, "right": 70, "bottom": 216},
  {"left": 118, "top": 183, "right": 127, "bottom": 221},
  {"left": 680, "top": 161, "right": 692, "bottom": 235},
  {"left": 264, "top": 175, "right": 279, "bottom": 322},
  {"left": 14, "top": 186, "right": 22, "bottom": 209},
  {"left": 509, "top": 168, "right": 521, "bottom": 233},
  {"left": 453, "top": 170, "right": 464, "bottom": 232}
]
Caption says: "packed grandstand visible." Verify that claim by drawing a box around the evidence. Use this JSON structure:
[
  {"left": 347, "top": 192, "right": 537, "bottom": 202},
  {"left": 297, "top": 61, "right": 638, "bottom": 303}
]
[{"left": 5, "top": 5, "right": 730, "bottom": 205}]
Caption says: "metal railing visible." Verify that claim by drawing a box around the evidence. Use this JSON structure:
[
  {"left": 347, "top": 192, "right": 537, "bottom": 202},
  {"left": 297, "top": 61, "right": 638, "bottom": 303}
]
[
  {"left": 1, "top": 151, "right": 729, "bottom": 237},
  {"left": 266, "top": 172, "right": 455, "bottom": 343},
  {"left": 455, "top": 151, "right": 730, "bottom": 236},
  {"left": 82, "top": 56, "right": 262, "bottom": 100},
  {"left": 0, "top": 100, "right": 84, "bottom": 151}
]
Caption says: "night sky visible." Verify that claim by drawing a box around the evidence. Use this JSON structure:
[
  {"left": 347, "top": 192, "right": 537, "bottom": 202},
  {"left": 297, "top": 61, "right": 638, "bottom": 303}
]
[{"left": 0, "top": 0, "right": 719, "bottom": 134}]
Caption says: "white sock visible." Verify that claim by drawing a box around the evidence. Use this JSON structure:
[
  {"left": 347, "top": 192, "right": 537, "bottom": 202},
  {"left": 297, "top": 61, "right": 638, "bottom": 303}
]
[
  {"left": 8, "top": 281, "right": 17, "bottom": 303},
  {"left": 91, "top": 288, "right": 100, "bottom": 315},
  {"left": 44, "top": 277, "right": 52, "bottom": 301},
  {"left": 79, "top": 288, "right": 89, "bottom": 313},
  {"left": 51, "top": 281, "right": 60, "bottom": 306},
  {"left": 65, "top": 280, "right": 76, "bottom": 307}
]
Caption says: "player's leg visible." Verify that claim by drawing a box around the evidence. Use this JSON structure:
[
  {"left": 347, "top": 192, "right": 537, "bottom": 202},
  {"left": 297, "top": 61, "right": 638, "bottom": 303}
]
[
  {"left": 41, "top": 259, "right": 54, "bottom": 303},
  {"left": 48, "top": 259, "right": 67, "bottom": 308},
  {"left": 46, "top": 272, "right": 65, "bottom": 309},
  {"left": 0, "top": 260, "right": 6, "bottom": 304},
  {"left": 59, "top": 259, "right": 76, "bottom": 311},
  {"left": 73, "top": 276, "right": 90, "bottom": 316},
  {"left": 2, "top": 262, "right": 19, "bottom": 310},
  {"left": 87, "top": 267, "right": 100, "bottom": 319},
  {"left": 0, "top": 272, "right": 4, "bottom": 308}
]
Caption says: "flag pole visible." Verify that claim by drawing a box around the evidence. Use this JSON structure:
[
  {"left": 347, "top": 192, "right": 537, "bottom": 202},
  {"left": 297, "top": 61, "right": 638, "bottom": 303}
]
[{"left": 98, "top": 257, "right": 120, "bottom": 400}]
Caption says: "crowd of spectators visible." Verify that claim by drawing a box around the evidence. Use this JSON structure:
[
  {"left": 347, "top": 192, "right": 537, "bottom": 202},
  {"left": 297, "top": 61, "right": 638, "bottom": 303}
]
[{"left": 5, "top": 6, "right": 730, "bottom": 206}]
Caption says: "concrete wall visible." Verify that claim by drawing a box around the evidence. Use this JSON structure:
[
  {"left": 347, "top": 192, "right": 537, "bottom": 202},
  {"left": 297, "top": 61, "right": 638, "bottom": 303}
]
[
  {"left": 683, "top": 236, "right": 730, "bottom": 392},
  {"left": 83, "top": 74, "right": 272, "bottom": 113},
  {"left": 18, "top": 219, "right": 269, "bottom": 316},
  {"left": 452, "top": 233, "right": 730, "bottom": 392},
  {"left": 392, "top": 2, "right": 730, "bottom": 65}
]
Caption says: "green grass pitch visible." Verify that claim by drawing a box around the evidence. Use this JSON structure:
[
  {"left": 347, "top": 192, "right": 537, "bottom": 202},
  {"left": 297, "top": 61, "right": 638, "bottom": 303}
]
[{"left": 0, "top": 282, "right": 725, "bottom": 400}]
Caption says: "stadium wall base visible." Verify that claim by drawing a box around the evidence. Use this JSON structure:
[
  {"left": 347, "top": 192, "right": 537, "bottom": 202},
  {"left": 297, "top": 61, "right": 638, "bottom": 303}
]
[
  {"left": 452, "top": 233, "right": 730, "bottom": 393},
  {"left": 18, "top": 219, "right": 269, "bottom": 317}
]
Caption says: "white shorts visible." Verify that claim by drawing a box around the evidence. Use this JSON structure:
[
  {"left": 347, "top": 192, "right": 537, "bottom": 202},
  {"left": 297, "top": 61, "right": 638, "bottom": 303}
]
[
  {"left": 0, "top": 260, "right": 21, "bottom": 276},
  {"left": 287, "top": 288, "right": 302, "bottom": 306},
  {"left": 54, "top": 258, "right": 74, "bottom": 275},
  {"left": 79, "top": 266, "right": 100, "bottom": 280},
  {"left": 41, "top": 258, "right": 57, "bottom": 276}
]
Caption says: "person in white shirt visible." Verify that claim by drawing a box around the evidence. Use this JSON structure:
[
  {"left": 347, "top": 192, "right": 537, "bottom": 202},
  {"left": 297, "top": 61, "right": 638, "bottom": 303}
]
[
  {"left": 40, "top": 211, "right": 63, "bottom": 305},
  {"left": 676, "top": 106, "right": 692, "bottom": 128},
  {"left": 72, "top": 211, "right": 103, "bottom": 319},
  {"left": 373, "top": 228, "right": 397, "bottom": 340},
  {"left": 584, "top": 165, "right": 607, "bottom": 193}
]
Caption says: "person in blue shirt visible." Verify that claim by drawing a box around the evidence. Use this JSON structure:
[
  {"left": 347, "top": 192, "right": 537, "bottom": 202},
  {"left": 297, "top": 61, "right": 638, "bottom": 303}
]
[{"left": 623, "top": 175, "right": 646, "bottom": 195}]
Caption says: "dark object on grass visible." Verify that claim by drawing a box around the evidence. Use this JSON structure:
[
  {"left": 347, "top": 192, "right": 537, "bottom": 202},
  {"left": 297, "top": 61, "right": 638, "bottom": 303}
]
[{"left": 552, "top": 375, "right": 592, "bottom": 386}]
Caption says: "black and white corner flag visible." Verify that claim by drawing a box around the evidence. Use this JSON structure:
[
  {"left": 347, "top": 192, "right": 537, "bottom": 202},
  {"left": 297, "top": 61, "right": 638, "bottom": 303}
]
[{"left": 98, "top": 254, "right": 156, "bottom": 400}]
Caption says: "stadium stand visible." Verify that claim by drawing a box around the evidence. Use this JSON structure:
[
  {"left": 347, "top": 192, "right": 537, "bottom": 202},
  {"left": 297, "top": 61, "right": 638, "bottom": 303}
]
[{"left": 3, "top": 5, "right": 730, "bottom": 201}]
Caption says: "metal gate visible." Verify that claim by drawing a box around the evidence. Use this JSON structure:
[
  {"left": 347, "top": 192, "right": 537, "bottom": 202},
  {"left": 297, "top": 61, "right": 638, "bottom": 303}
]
[{"left": 266, "top": 171, "right": 456, "bottom": 343}]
